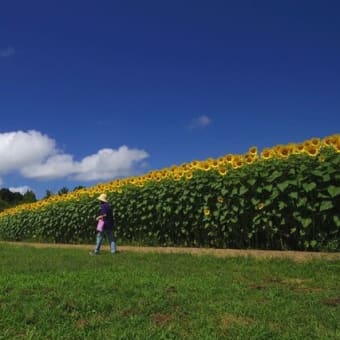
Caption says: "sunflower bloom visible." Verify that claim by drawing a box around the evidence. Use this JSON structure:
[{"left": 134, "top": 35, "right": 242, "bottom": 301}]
[
  {"left": 217, "top": 196, "right": 224, "bottom": 203},
  {"left": 245, "top": 154, "right": 257, "bottom": 165},
  {"left": 305, "top": 145, "right": 319, "bottom": 157},
  {"left": 248, "top": 146, "right": 258, "bottom": 156},
  {"left": 260, "top": 148, "right": 273, "bottom": 160},
  {"left": 232, "top": 157, "right": 244, "bottom": 169},
  {"left": 309, "top": 138, "right": 321, "bottom": 147},
  {"left": 322, "top": 136, "right": 334, "bottom": 147},
  {"left": 185, "top": 171, "right": 193, "bottom": 180},
  {"left": 190, "top": 160, "right": 200, "bottom": 169},
  {"left": 204, "top": 208, "right": 210, "bottom": 216},
  {"left": 210, "top": 159, "right": 219, "bottom": 169},
  {"left": 334, "top": 140, "right": 340, "bottom": 153},
  {"left": 218, "top": 166, "right": 227, "bottom": 176},
  {"left": 224, "top": 154, "right": 234, "bottom": 163},
  {"left": 257, "top": 203, "right": 265, "bottom": 210},
  {"left": 200, "top": 161, "right": 211, "bottom": 171},
  {"left": 217, "top": 157, "right": 226, "bottom": 165},
  {"left": 277, "top": 146, "right": 290, "bottom": 158}
]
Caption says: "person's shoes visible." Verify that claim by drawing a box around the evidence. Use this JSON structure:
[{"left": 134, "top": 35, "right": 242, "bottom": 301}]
[{"left": 89, "top": 251, "right": 99, "bottom": 256}]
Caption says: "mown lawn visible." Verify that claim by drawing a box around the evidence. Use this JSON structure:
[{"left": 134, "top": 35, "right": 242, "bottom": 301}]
[{"left": 0, "top": 244, "right": 339, "bottom": 339}]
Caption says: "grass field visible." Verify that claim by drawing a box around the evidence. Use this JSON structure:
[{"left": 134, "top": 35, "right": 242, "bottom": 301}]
[{"left": 0, "top": 244, "right": 339, "bottom": 339}]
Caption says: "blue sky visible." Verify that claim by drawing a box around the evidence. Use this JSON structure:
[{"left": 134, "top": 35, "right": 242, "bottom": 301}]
[{"left": 1, "top": 0, "right": 339, "bottom": 199}]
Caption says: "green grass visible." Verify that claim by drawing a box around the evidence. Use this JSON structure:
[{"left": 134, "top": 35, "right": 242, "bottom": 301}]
[{"left": 0, "top": 244, "right": 339, "bottom": 339}]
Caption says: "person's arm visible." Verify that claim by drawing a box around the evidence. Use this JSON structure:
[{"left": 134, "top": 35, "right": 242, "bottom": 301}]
[
  {"left": 96, "top": 204, "right": 109, "bottom": 220},
  {"left": 96, "top": 213, "right": 107, "bottom": 221}
]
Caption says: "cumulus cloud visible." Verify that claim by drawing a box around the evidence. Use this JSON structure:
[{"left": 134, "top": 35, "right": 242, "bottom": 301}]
[
  {"left": 9, "top": 186, "right": 31, "bottom": 195},
  {"left": 0, "top": 130, "right": 149, "bottom": 182},
  {"left": 0, "top": 46, "right": 15, "bottom": 57},
  {"left": 75, "top": 146, "right": 149, "bottom": 181},
  {"left": 0, "top": 130, "right": 56, "bottom": 173},
  {"left": 189, "top": 115, "right": 211, "bottom": 129}
]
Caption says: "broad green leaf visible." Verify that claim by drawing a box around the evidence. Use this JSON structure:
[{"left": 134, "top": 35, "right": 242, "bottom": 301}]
[
  {"left": 302, "top": 218, "right": 312, "bottom": 228},
  {"left": 302, "top": 182, "right": 317, "bottom": 192},
  {"left": 268, "top": 171, "right": 282, "bottom": 182},
  {"left": 263, "top": 184, "right": 273, "bottom": 192},
  {"left": 239, "top": 186, "right": 248, "bottom": 195},
  {"left": 277, "top": 181, "right": 289, "bottom": 192},
  {"left": 320, "top": 200, "right": 334, "bottom": 212},
  {"left": 310, "top": 240, "right": 318, "bottom": 248},
  {"left": 247, "top": 179, "right": 256, "bottom": 186},
  {"left": 327, "top": 185, "right": 340, "bottom": 198},
  {"left": 333, "top": 215, "right": 340, "bottom": 226},
  {"left": 289, "top": 192, "right": 298, "bottom": 199},
  {"left": 278, "top": 201, "right": 287, "bottom": 210}
]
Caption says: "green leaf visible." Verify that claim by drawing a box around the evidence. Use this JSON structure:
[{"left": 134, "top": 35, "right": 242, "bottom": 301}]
[
  {"left": 302, "top": 218, "right": 312, "bottom": 228},
  {"left": 302, "top": 182, "right": 317, "bottom": 193},
  {"left": 327, "top": 185, "right": 340, "bottom": 198},
  {"left": 247, "top": 179, "right": 256, "bottom": 186},
  {"left": 239, "top": 186, "right": 248, "bottom": 195},
  {"left": 333, "top": 215, "right": 340, "bottom": 227},
  {"left": 263, "top": 184, "right": 273, "bottom": 192},
  {"left": 310, "top": 240, "right": 318, "bottom": 248},
  {"left": 221, "top": 189, "right": 228, "bottom": 195},
  {"left": 320, "top": 200, "right": 334, "bottom": 212},
  {"left": 268, "top": 171, "right": 282, "bottom": 182},
  {"left": 289, "top": 192, "right": 298, "bottom": 199},
  {"left": 278, "top": 201, "right": 287, "bottom": 210},
  {"left": 277, "top": 181, "right": 289, "bottom": 192}
]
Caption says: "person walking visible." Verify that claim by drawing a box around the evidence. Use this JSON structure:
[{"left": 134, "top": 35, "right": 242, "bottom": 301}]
[{"left": 89, "top": 193, "right": 117, "bottom": 255}]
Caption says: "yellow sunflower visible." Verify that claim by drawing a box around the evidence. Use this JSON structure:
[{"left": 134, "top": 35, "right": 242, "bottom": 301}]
[
  {"left": 232, "top": 157, "right": 244, "bottom": 169},
  {"left": 224, "top": 154, "right": 234, "bottom": 163},
  {"left": 200, "top": 161, "right": 211, "bottom": 171},
  {"left": 277, "top": 146, "right": 290, "bottom": 158},
  {"left": 218, "top": 166, "right": 227, "bottom": 176},
  {"left": 248, "top": 146, "right": 258, "bottom": 156},
  {"left": 204, "top": 208, "right": 211, "bottom": 216},
  {"left": 260, "top": 148, "right": 273, "bottom": 160},
  {"left": 305, "top": 144, "right": 319, "bottom": 157}
]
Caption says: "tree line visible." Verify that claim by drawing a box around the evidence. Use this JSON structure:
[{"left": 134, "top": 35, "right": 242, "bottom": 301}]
[
  {"left": 0, "top": 186, "right": 85, "bottom": 212},
  {"left": 0, "top": 188, "right": 37, "bottom": 212}
]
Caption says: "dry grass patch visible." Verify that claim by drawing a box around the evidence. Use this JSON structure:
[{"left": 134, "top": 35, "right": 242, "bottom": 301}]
[
  {"left": 151, "top": 313, "right": 173, "bottom": 327},
  {"left": 220, "top": 313, "right": 254, "bottom": 329}
]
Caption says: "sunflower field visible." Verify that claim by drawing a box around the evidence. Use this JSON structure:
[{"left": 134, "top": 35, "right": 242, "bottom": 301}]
[{"left": 0, "top": 134, "right": 339, "bottom": 251}]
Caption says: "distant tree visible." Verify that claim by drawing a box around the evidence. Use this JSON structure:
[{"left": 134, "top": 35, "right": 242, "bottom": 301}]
[
  {"left": 23, "top": 190, "right": 37, "bottom": 203},
  {"left": 0, "top": 199, "right": 10, "bottom": 212},
  {"left": 0, "top": 188, "right": 37, "bottom": 212},
  {"left": 0, "top": 188, "right": 22, "bottom": 205},
  {"left": 44, "top": 190, "right": 54, "bottom": 199},
  {"left": 57, "top": 187, "right": 69, "bottom": 195},
  {"left": 73, "top": 185, "right": 85, "bottom": 192}
]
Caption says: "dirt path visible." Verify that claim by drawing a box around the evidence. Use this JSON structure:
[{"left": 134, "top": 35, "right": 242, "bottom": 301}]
[{"left": 2, "top": 241, "right": 340, "bottom": 262}]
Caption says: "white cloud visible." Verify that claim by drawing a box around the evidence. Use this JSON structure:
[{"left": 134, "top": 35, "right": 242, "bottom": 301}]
[
  {"left": 21, "top": 154, "right": 77, "bottom": 180},
  {"left": 0, "top": 46, "right": 15, "bottom": 57},
  {"left": 75, "top": 146, "right": 149, "bottom": 181},
  {"left": 9, "top": 186, "right": 31, "bottom": 195},
  {"left": 189, "top": 115, "right": 211, "bottom": 129},
  {"left": 0, "top": 130, "right": 149, "bottom": 182},
  {"left": 0, "top": 130, "right": 56, "bottom": 173}
]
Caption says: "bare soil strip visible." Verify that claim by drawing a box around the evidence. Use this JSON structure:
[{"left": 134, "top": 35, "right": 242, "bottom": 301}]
[{"left": 1, "top": 241, "right": 340, "bottom": 262}]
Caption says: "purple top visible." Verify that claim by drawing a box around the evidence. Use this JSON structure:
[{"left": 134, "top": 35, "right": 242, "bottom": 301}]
[{"left": 99, "top": 202, "right": 114, "bottom": 230}]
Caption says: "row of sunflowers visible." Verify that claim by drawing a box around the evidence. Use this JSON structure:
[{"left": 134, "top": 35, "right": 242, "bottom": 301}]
[
  {"left": 0, "top": 133, "right": 339, "bottom": 251},
  {"left": 1, "top": 133, "right": 338, "bottom": 219}
]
